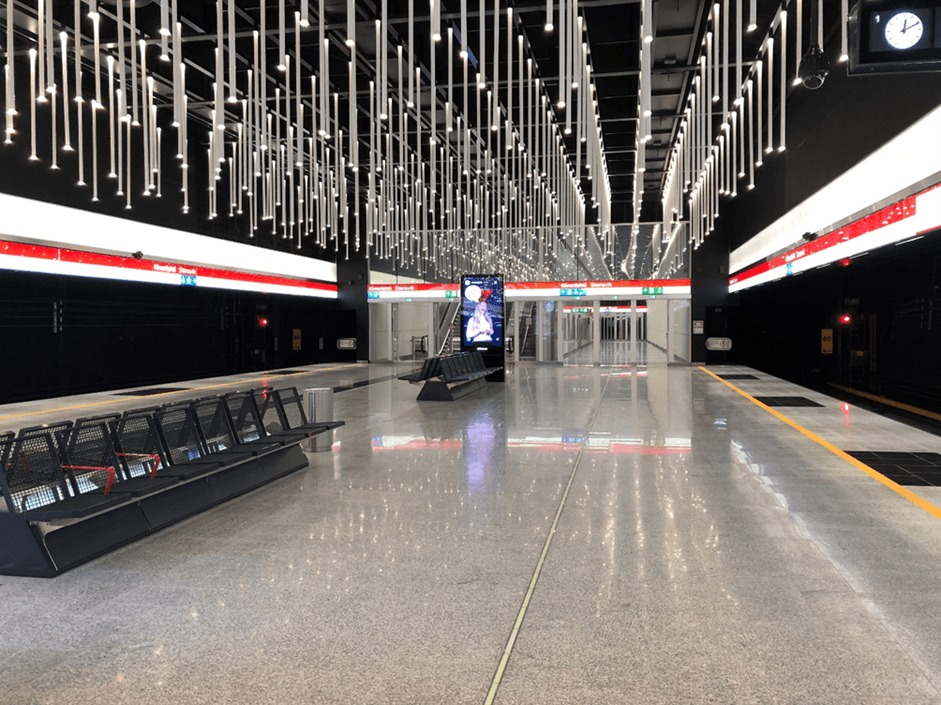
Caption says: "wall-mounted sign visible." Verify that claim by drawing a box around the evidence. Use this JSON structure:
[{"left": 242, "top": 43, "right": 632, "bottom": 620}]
[
  {"left": 693, "top": 320, "right": 704, "bottom": 335},
  {"left": 821, "top": 329, "right": 834, "bottom": 355},
  {"left": 292, "top": 328, "right": 302, "bottom": 351},
  {"left": 0, "top": 240, "right": 337, "bottom": 299},
  {"left": 368, "top": 279, "right": 692, "bottom": 303},
  {"left": 730, "top": 181, "right": 941, "bottom": 293},
  {"left": 705, "top": 337, "right": 733, "bottom": 351}
]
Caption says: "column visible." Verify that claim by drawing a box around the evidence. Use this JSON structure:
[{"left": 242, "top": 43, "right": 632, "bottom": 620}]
[
  {"left": 512, "top": 301, "right": 520, "bottom": 363},
  {"left": 666, "top": 301, "right": 674, "bottom": 363},
  {"left": 427, "top": 303, "right": 437, "bottom": 359},
  {"left": 630, "top": 300, "right": 638, "bottom": 345},
  {"left": 592, "top": 300, "right": 601, "bottom": 365}
]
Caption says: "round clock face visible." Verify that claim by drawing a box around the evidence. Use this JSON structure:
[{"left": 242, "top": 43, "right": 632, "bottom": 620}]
[{"left": 884, "top": 11, "right": 924, "bottom": 49}]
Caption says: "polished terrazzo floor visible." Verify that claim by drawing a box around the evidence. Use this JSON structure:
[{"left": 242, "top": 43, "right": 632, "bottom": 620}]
[{"left": 1, "top": 346, "right": 941, "bottom": 704}]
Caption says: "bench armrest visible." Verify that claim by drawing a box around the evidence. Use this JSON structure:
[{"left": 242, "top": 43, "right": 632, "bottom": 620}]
[{"left": 62, "top": 465, "right": 116, "bottom": 495}]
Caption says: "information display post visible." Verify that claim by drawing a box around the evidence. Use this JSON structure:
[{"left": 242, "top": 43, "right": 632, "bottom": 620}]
[{"left": 460, "top": 274, "right": 506, "bottom": 382}]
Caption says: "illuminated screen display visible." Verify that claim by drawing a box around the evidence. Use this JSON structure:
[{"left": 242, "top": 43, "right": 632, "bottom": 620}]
[{"left": 461, "top": 274, "right": 505, "bottom": 350}]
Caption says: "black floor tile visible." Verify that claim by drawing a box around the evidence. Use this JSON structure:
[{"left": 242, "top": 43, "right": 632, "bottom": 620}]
[
  {"left": 896, "top": 477, "right": 936, "bottom": 486},
  {"left": 114, "top": 387, "right": 193, "bottom": 396},
  {"left": 754, "top": 396, "right": 825, "bottom": 408},
  {"left": 871, "top": 451, "right": 930, "bottom": 462},
  {"left": 718, "top": 374, "right": 760, "bottom": 380},
  {"left": 844, "top": 450, "right": 941, "bottom": 487},
  {"left": 269, "top": 369, "right": 307, "bottom": 375}
]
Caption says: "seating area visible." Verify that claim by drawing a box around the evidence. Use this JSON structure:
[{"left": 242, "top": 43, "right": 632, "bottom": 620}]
[
  {"left": 399, "top": 350, "right": 503, "bottom": 401},
  {"left": 0, "top": 386, "right": 344, "bottom": 578}
]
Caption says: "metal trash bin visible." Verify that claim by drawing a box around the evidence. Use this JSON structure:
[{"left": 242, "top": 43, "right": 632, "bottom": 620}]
[{"left": 304, "top": 387, "right": 335, "bottom": 452}]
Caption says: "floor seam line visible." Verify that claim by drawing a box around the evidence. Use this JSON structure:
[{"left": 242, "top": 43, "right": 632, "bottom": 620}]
[{"left": 482, "top": 371, "right": 613, "bottom": 705}]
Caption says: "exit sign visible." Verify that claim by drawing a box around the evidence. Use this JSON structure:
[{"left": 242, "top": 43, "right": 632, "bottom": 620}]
[{"left": 641, "top": 286, "right": 663, "bottom": 295}]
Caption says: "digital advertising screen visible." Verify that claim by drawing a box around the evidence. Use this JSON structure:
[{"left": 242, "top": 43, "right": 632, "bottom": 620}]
[{"left": 461, "top": 274, "right": 505, "bottom": 350}]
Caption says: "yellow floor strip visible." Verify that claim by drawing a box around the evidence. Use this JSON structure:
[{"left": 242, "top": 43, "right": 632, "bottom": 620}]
[
  {"left": 699, "top": 367, "right": 941, "bottom": 521},
  {"left": 829, "top": 383, "right": 941, "bottom": 423},
  {"left": 0, "top": 365, "right": 359, "bottom": 423}
]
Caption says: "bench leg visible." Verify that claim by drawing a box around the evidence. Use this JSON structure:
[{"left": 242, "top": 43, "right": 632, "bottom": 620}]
[
  {"left": 0, "top": 514, "right": 56, "bottom": 577},
  {"left": 140, "top": 478, "right": 216, "bottom": 530},
  {"left": 42, "top": 503, "right": 151, "bottom": 574},
  {"left": 260, "top": 444, "right": 309, "bottom": 480}
]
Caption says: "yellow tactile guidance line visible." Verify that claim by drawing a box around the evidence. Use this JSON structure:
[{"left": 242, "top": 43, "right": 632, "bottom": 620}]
[
  {"left": 0, "top": 364, "right": 360, "bottom": 423},
  {"left": 700, "top": 366, "right": 941, "bottom": 521}
]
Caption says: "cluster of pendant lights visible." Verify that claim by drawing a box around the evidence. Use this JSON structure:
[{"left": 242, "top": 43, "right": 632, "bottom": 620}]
[
  {"left": 0, "top": 0, "right": 613, "bottom": 282},
  {"left": 654, "top": 0, "right": 848, "bottom": 277}
]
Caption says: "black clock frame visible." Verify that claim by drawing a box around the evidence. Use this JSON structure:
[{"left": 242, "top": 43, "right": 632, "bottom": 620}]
[{"left": 850, "top": 0, "right": 941, "bottom": 74}]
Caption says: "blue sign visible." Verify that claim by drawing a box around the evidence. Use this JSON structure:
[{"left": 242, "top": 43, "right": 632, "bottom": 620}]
[
  {"left": 560, "top": 287, "right": 587, "bottom": 297},
  {"left": 367, "top": 290, "right": 380, "bottom": 299},
  {"left": 180, "top": 274, "right": 197, "bottom": 286}
]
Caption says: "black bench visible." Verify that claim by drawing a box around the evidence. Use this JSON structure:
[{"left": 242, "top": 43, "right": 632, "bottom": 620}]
[
  {"left": 398, "top": 357, "right": 441, "bottom": 383},
  {"left": 404, "top": 351, "right": 504, "bottom": 401},
  {"left": 0, "top": 386, "right": 344, "bottom": 577}
]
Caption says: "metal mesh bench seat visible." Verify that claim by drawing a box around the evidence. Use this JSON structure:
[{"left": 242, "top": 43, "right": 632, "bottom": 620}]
[
  {"left": 398, "top": 357, "right": 442, "bottom": 383},
  {"left": 224, "top": 390, "right": 307, "bottom": 446},
  {"left": 151, "top": 404, "right": 230, "bottom": 479},
  {"left": 65, "top": 421, "right": 181, "bottom": 498},
  {"left": 273, "top": 387, "right": 345, "bottom": 436},
  {"left": 0, "top": 432, "right": 128, "bottom": 521},
  {"left": 192, "top": 397, "right": 283, "bottom": 458}
]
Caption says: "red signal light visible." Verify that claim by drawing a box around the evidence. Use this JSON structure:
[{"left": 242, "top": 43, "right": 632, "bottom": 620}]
[
  {"left": 258, "top": 316, "right": 269, "bottom": 328},
  {"left": 839, "top": 314, "right": 852, "bottom": 325}
]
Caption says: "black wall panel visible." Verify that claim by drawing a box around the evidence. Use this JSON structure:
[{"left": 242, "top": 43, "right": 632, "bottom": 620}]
[
  {"left": 0, "top": 270, "right": 344, "bottom": 404},
  {"left": 694, "top": 64, "right": 941, "bottom": 403},
  {"left": 732, "top": 232, "right": 941, "bottom": 411}
]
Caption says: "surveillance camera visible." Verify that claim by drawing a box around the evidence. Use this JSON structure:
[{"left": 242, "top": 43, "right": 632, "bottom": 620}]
[{"left": 799, "top": 43, "right": 830, "bottom": 90}]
